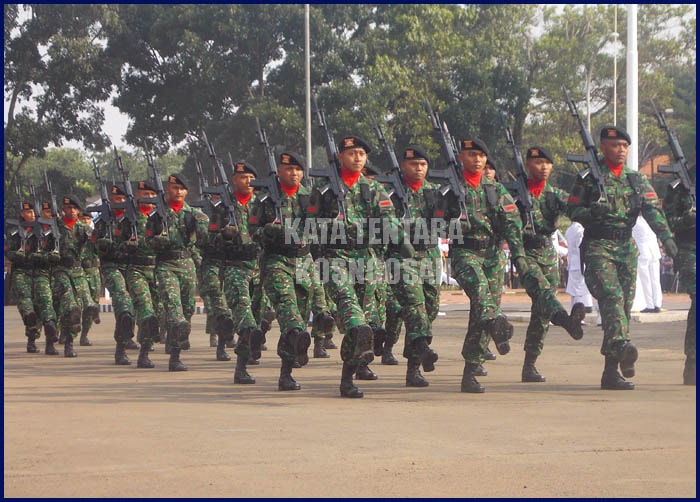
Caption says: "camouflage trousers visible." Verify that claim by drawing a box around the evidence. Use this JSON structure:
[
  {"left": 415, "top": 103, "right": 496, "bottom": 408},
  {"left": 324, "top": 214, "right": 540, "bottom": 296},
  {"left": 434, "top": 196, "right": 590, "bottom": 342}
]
[
  {"left": 126, "top": 263, "right": 162, "bottom": 349},
  {"left": 449, "top": 246, "right": 504, "bottom": 365},
  {"left": 262, "top": 254, "right": 313, "bottom": 362},
  {"left": 200, "top": 257, "right": 233, "bottom": 335},
  {"left": 309, "top": 268, "right": 333, "bottom": 341},
  {"left": 320, "top": 251, "right": 379, "bottom": 365},
  {"left": 82, "top": 266, "right": 102, "bottom": 335},
  {"left": 251, "top": 270, "right": 273, "bottom": 328},
  {"left": 582, "top": 237, "right": 637, "bottom": 358},
  {"left": 222, "top": 260, "right": 258, "bottom": 360},
  {"left": 387, "top": 249, "right": 441, "bottom": 361},
  {"left": 102, "top": 261, "right": 134, "bottom": 320},
  {"left": 675, "top": 246, "right": 696, "bottom": 364},
  {"left": 385, "top": 286, "right": 403, "bottom": 346},
  {"left": 155, "top": 257, "right": 197, "bottom": 350},
  {"left": 520, "top": 245, "right": 568, "bottom": 356},
  {"left": 11, "top": 267, "right": 55, "bottom": 340},
  {"left": 52, "top": 265, "right": 95, "bottom": 337}
]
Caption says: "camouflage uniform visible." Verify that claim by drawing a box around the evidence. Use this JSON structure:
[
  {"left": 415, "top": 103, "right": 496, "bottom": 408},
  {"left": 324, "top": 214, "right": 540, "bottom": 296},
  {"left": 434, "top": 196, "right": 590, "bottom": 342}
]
[
  {"left": 125, "top": 209, "right": 162, "bottom": 367},
  {"left": 439, "top": 167, "right": 525, "bottom": 392},
  {"left": 662, "top": 171, "right": 696, "bottom": 385},
  {"left": 249, "top": 181, "right": 313, "bottom": 390},
  {"left": 79, "top": 229, "right": 101, "bottom": 345},
  {"left": 308, "top": 164, "right": 406, "bottom": 398},
  {"left": 511, "top": 180, "right": 585, "bottom": 382},
  {"left": 384, "top": 177, "right": 443, "bottom": 385},
  {"left": 52, "top": 215, "right": 99, "bottom": 357},
  {"left": 146, "top": 197, "right": 209, "bottom": 371},
  {"left": 568, "top": 160, "right": 674, "bottom": 389}
]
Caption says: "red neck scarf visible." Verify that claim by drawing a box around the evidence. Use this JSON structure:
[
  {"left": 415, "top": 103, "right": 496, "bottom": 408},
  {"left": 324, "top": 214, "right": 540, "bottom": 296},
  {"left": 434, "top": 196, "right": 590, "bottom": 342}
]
[
  {"left": 236, "top": 191, "right": 253, "bottom": 206},
  {"left": 528, "top": 179, "right": 546, "bottom": 198},
  {"left": 169, "top": 199, "right": 184, "bottom": 213},
  {"left": 406, "top": 179, "right": 424, "bottom": 192},
  {"left": 114, "top": 209, "right": 125, "bottom": 219},
  {"left": 462, "top": 169, "right": 482, "bottom": 188},
  {"left": 63, "top": 216, "right": 77, "bottom": 229},
  {"left": 139, "top": 206, "right": 151, "bottom": 217},
  {"left": 280, "top": 182, "right": 299, "bottom": 197},
  {"left": 340, "top": 167, "right": 362, "bottom": 188},
  {"left": 604, "top": 159, "right": 623, "bottom": 178}
]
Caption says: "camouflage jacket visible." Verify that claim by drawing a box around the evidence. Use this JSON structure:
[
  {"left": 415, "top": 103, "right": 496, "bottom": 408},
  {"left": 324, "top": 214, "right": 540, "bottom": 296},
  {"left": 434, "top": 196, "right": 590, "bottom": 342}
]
[
  {"left": 55, "top": 218, "right": 91, "bottom": 269},
  {"left": 663, "top": 177, "right": 696, "bottom": 249},
  {"left": 509, "top": 182, "right": 568, "bottom": 250},
  {"left": 201, "top": 194, "right": 259, "bottom": 262},
  {"left": 567, "top": 163, "right": 672, "bottom": 242},
  {"left": 384, "top": 178, "right": 442, "bottom": 253},
  {"left": 144, "top": 201, "right": 209, "bottom": 256}
]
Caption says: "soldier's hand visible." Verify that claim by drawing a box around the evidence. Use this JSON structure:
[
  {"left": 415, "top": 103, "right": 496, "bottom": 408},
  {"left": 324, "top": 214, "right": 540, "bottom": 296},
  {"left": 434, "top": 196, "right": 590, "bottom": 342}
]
[
  {"left": 523, "top": 227, "right": 537, "bottom": 240},
  {"left": 663, "top": 238, "right": 678, "bottom": 259},
  {"left": 398, "top": 241, "right": 415, "bottom": 259},
  {"left": 47, "top": 250, "right": 61, "bottom": 265},
  {"left": 682, "top": 210, "right": 696, "bottom": 227},
  {"left": 262, "top": 223, "right": 284, "bottom": 246},
  {"left": 514, "top": 256, "right": 530, "bottom": 276},
  {"left": 96, "top": 237, "right": 112, "bottom": 253},
  {"left": 221, "top": 225, "right": 240, "bottom": 241},
  {"left": 590, "top": 202, "right": 611, "bottom": 218}
]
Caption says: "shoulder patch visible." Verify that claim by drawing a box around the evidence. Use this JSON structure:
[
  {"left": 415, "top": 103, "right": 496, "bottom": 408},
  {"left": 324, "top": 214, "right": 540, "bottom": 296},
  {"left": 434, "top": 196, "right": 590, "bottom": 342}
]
[
  {"left": 504, "top": 204, "right": 517, "bottom": 212},
  {"left": 569, "top": 196, "right": 580, "bottom": 204},
  {"left": 379, "top": 199, "right": 392, "bottom": 208},
  {"left": 644, "top": 192, "right": 658, "bottom": 200}
]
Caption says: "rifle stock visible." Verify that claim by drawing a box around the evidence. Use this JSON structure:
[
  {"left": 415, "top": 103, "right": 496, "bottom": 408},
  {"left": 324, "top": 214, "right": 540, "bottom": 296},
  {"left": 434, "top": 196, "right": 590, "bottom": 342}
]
[{"left": 252, "top": 117, "right": 283, "bottom": 224}]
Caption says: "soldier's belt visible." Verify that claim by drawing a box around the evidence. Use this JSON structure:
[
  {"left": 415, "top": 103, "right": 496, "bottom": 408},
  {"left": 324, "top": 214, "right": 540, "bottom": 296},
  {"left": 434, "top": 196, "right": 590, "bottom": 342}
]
[
  {"left": 268, "top": 244, "right": 310, "bottom": 258},
  {"left": 81, "top": 259, "right": 99, "bottom": 268},
  {"left": 60, "top": 257, "right": 81, "bottom": 268},
  {"left": 584, "top": 227, "right": 632, "bottom": 241},
  {"left": 125, "top": 256, "right": 156, "bottom": 266},
  {"left": 455, "top": 237, "right": 494, "bottom": 251},
  {"left": 156, "top": 250, "right": 192, "bottom": 261},
  {"left": 523, "top": 236, "right": 549, "bottom": 250}
]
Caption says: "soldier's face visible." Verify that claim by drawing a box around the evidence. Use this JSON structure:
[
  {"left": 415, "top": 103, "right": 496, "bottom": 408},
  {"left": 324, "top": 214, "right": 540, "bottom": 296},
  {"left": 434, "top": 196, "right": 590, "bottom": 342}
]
[
  {"left": 458, "top": 149, "right": 487, "bottom": 174},
  {"left": 137, "top": 189, "right": 156, "bottom": 210},
  {"left": 21, "top": 208, "right": 36, "bottom": 222},
  {"left": 41, "top": 208, "right": 52, "bottom": 219},
  {"left": 166, "top": 183, "right": 188, "bottom": 202},
  {"left": 232, "top": 173, "right": 255, "bottom": 195},
  {"left": 277, "top": 164, "right": 303, "bottom": 187},
  {"left": 110, "top": 194, "right": 127, "bottom": 204},
  {"left": 63, "top": 205, "right": 80, "bottom": 219},
  {"left": 401, "top": 159, "right": 428, "bottom": 183},
  {"left": 600, "top": 139, "right": 630, "bottom": 165},
  {"left": 483, "top": 165, "right": 497, "bottom": 181},
  {"left": 526, "top": 158, "right": 552, "bottom": 182},
  {"left": 339, "top": 147, "right": 367, "bottom": 172}
]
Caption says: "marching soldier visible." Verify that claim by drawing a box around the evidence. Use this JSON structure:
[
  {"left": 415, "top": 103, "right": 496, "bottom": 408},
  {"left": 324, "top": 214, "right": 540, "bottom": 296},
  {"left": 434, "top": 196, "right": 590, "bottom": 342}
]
[
  {"left": 567, "top": 126, "right": 677, "bottom": 390},
  {"left": 52, "top": 195, "right": 100, "bottom": 357},
  {"left": 145, "top": 172, "right": 209, "bottom": 371},
  {"left": 509, "top": 146, "right": 586, "bottom": 383},
  {"left": 78, "top": 212, "right": 101, "bottom": 347},
  {"left": 249, "top": 152, "right": 314, "bottom": 391},
  {"left": 662, "top": 163, "right": 695, "bottom": 385}
]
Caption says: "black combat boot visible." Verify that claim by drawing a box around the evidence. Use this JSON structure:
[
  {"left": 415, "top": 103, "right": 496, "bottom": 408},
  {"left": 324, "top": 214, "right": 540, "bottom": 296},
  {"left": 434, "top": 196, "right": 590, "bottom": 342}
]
[
  {"left": 372, "top": 326, "right": 386, "bottom": 357},
  {"left": 137, "top": 344, "right": 155, "bottom": 368},
  {"left": 313, "top": 336, "right": 330, "bottom": 358},
  {"left": 44, "top": 321, "right": 59, "bottom": 356},
  {"left": 64, "top": 333, "right": 77, "bottom": 358},
  {"left": 484, "top": 346, "right": 497, "bottom": 361},
  {"left": 414, "top": 337, "right": 438, "bottom": 372},
  {"left": 125, "top": 339, "right": 139, "bottom": 350},
  {"left": 286, "top": 328, "right": 311, "bottom": 367},
  {"left": 601, "top": 356, "right": 634, "bottom": 390},
  {"left": 168, "top": 348, "right": 188, "bottom": 372},
  {"left": 618, "top": 342, "right": 638, "bottom": 378},
  {"left": 114, "top": 341, "right": 131, "bottom": 365},
  {"left": 250, "top": 328, "right": 265, "bottom": 360},
  {"left": 210, "top": 334, "right": 218, "bottom": 347},
  {"left": 58, "top": 332, "right": 66, "bottom": 345},
  {"left": 355, "top": 362, "right": 378, "bottom": 380},
  {"left": 324, "top": 335, "right": 337, "bottom": 350},
  {"left": 339, "top": 362, "right": 363, "bottom": 398},
  {"left": 260, "top": 309, "right": 276, "bottom": 335},
  {"left": 487, "top": 316, "right": 513, "bottom": 355},
  {"left": 278, "top": 360, "right": 300, "bottom": 391},
  {"left": 460, "top": 362, "right": 485, "bottom": 393},
  {"left": 79, "top": 325, "right": 92, "bottom": 346},
  {"left": 552, "top": 303, "right": 585, "bottom": 340},
  {"left": 234, "top": 355, "right": 256, "bottom": 384},
  {"left": 216, "top": 336, "right": 231, "bottom": 361},
  {"left": 473, "top": 364, "right": 488, "bottom": 377},
  {"left": 521, "top": 352, "right": 545, "bottom": 382},
  {"left": 683, "top": 359, "right": 696, "bottom": 386},
  {"left": 84, "top": 305, "right": 100, "bottom": 325},
  {"left": 381, "top": 342, "right": 399, "bottom": 365},
  {"left": 26, "top": 338, "right": 39, "bottom": 353},
  {"left": 406, "top": 358, "right": 429, "bottom": 387},
  {"left": 22, "top": 311, "right": 38, "bottom": 327}
]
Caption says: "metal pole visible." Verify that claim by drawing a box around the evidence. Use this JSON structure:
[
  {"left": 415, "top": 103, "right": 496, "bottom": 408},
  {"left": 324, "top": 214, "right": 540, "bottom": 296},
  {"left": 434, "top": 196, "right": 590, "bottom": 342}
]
[
  {"left": 626, "top": 4, "right": 639, "bottom": 171},
  {"left": 613, "top": 5, "right": 618, "bottom": 124},
  {"left": 305, "top": 4, "right": 312, "bottom": 173}
]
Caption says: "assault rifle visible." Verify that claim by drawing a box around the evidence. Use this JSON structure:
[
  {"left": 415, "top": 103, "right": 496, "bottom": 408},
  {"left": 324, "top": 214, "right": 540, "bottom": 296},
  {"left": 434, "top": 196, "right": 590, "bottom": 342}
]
[
  {"left": 252, "top": 117, "right": 283, "bottom": 224},
  {"left": 424, "top": 99, "right": 469, "bottom": 225},
  {"left": 502, "top": 121, "right": 535, "bottom": 232},
  {"left": 202, "top": 131, "right": 238, "bottom": 230},
  {"left": 309, "top": 94, "right": 347, "bottom": 220},
  {"left": 369, "top": 113, "right": 410, "bottom": 220},
  {"left": 92, "top": 159, "right": 116, "bottom": 241},
  {"left": 564, "top": 88, "right": 608, "bottom": 204},
  {"left": 7, "top": 177, "right": 34, "bottom": 250},
  {"left": 113, "top": 146, "right": 139, "bottom": 243},
  {"left": 142, "top": 145, "right": 169, "bottom": 236},
  {"left": 190, "top": 154, "right": 213, "bottom": 217},
  {"left": 40, "top": 170, "right": 61, "bottom": 251},
  {"left": 651, "top": 100, "right": 695, "bottom": 211}
]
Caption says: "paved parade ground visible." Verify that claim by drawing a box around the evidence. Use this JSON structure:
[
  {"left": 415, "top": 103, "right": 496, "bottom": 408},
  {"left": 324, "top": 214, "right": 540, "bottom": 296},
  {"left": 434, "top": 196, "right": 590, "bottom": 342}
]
[{"left": 4, "top": 292, "right": 696, "bottom": 498}]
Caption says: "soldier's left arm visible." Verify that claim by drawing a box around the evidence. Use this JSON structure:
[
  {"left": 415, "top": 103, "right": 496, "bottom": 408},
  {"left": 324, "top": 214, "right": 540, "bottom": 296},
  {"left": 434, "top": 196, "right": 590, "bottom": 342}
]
[
  {"left": 638, "top": 175, "right": 673, "bottom": 242},
  {"left": 192, "top": 206, "right": 210, "bottom": 249},
  {"left": 495, "top": 183, "right": 526, "bottom": 260}
]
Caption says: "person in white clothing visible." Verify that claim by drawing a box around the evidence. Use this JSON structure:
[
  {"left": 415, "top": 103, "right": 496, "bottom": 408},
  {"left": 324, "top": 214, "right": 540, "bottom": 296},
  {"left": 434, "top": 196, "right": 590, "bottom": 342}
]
[
  {"left": 565, "top": 222, "right": 595, "bottom": 315},
  {"left": 631, "top": 215, "right": 663, "bottom": 313}
]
